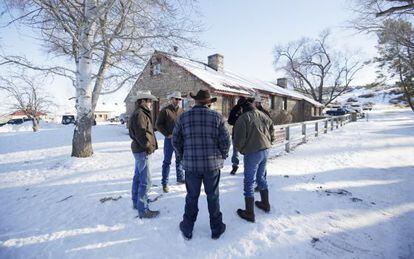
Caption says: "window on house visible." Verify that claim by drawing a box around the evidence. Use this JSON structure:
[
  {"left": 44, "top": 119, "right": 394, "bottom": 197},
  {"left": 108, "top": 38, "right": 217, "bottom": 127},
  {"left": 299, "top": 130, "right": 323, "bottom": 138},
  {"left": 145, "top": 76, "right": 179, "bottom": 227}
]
[
  {"left": 222, "top": 96, "right": 230, "bottom": 118},
  {"left": 182, "top": 96, "right": 194, "bottom": 111},
  {"left": 269, "top": 96, "right": 275, "bottom": 109},
  {"left": 283, "top": 97, "right": 288, "bottom": 110},
  {"left": 153, "top": 63, "right": 161, "bottom": 75},
  {"left": 151, "top": 58, "right": 162, "bottom": 76}
]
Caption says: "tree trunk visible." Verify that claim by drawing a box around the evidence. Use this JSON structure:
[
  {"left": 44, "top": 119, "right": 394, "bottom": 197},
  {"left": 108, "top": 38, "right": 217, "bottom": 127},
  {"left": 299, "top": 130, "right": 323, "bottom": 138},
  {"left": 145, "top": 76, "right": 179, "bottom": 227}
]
[
  {"left": 32, "top": 117, "right": 39, "bottom": 132},
  {"left": 405, "top": 92, "right": 414, "bottom": 111},
  {"left": 71, "top": 0, "right": 96, "bottom": 158},
  {"left": 71, "top": 115, "right": 93, "bottom": 157}
]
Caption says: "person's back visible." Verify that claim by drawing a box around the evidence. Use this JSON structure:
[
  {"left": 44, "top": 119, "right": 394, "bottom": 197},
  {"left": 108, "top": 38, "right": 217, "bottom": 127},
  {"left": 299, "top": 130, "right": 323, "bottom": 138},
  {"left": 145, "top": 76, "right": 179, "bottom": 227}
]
[
  {"left": 174, "top": 104, "right": 230, "bottom": 173},
  {"left": 234, "top": 109, "right": 274, "bottom": 155},
  {"left": 172, "top": 90, "right": 230, "bottom": 240}
]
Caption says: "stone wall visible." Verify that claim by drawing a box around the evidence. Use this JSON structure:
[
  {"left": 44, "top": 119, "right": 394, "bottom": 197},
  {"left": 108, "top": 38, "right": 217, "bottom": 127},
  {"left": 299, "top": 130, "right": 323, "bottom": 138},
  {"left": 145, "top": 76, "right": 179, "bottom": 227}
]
[
  {"left": 287, "top": 99, "right": 303, "bottom": 122},
  {"left": 126, "top": 54, "right": 210, "bottom": 117}
]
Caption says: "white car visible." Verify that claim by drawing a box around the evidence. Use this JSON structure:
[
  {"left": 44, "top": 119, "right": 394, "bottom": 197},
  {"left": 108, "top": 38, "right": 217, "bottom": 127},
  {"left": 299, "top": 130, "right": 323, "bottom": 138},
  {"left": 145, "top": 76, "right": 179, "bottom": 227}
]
[{"left": 350, "top": 104, "right": 362, "bottom": 113}]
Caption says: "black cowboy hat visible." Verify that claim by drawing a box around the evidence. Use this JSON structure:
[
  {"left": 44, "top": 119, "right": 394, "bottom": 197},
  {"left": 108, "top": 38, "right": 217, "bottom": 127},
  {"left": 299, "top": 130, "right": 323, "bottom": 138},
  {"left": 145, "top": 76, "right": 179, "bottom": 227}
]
[{"left": 190, "top": 89, "right": 217, "bottom": 103}]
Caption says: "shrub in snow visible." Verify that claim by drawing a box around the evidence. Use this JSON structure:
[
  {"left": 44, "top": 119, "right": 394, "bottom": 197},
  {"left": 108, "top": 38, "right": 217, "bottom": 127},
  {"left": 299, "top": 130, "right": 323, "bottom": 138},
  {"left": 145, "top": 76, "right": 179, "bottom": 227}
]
[
  {"left": 347, "top": 97, "right": 359, "bottom": 102},
  {"left": 359, "top": 93, "right": 375, "bottom": 98},
  {"left": 272, "top": 110, "right": 292, "bottom": 125}
]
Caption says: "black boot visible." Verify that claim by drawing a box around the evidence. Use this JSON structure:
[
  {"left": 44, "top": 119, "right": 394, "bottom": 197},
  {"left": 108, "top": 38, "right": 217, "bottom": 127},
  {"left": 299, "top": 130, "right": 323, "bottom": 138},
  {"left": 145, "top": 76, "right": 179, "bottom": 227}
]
[
  {"left": 211, "top": 223, "right": 226, "bottom": 240},
  {"left": 139, "top": 209, "right": 160, "bottom": 219},
  {"left": 255, "top": 189, "right": 270, "bottom": 213},
  {"left": 237, "top": 197, "right": 255, "bottom": 222},
  {"left": 230, "top": 165, "right": 238, "bottom": 175},
  {"left": 179, "top": 221, "right": 192, "bottom": 240}
]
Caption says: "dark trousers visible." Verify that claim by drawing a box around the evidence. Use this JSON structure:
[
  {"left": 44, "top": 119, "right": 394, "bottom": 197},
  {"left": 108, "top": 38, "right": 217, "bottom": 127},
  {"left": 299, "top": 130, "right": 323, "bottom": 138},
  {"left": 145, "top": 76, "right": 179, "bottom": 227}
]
[
  {"left": 161, "top": 137, "right": 184, "bottom": 185},
  {"left": 181, "top": 170, "right": 223, "bottom": 235}
]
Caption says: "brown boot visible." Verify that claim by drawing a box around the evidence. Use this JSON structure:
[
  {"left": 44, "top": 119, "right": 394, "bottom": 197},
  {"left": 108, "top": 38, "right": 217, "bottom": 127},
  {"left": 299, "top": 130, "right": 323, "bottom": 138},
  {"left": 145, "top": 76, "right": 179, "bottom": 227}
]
[
  {"left": 237, "top": 197, "right": 255, "bottom": 222},
  {"left": 255, "top": 189, "right": 270, "bottom": 213}
]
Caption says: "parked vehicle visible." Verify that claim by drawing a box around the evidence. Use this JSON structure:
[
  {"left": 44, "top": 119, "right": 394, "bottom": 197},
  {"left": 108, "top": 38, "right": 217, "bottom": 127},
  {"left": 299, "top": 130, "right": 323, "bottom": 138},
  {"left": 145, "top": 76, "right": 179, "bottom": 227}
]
[
  {"left": 109, "top": 116, "right": 120, "bottom": 123},
  {"left": 7, "top": 118, "right": 25, "bottom": 125},
  {"left": 362, "top": 103, "right": 373, "bottom": 111},
  {"left": 61, "top": 115, "right": 75, "bottom": 125},
  {"left": 119, "top": 113, "right": 128, "bottom": 124},
  {"left": 326, "top": 108, "right": 350, "bottom": 116},
  {"left": 349, "top": 104, "right": 362, "bottom": 113}
]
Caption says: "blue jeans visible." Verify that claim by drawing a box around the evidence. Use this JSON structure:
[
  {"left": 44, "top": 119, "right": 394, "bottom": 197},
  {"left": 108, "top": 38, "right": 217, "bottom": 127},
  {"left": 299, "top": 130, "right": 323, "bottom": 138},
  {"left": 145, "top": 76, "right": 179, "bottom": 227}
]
[
  {"left": 162, "top": 138, "right": 184, "bottom": 185},
  {"left": 181, "top": 170, "right": 223, "bottom": 235},
  {"left": 243, "top": 149, "right": 269, "bottom": 197},
  {"left": 231, "top": 139, "right": 239, "bottom": 167},
  {"left": 132, "top": 152, "right": 152, "bottom": 216}
]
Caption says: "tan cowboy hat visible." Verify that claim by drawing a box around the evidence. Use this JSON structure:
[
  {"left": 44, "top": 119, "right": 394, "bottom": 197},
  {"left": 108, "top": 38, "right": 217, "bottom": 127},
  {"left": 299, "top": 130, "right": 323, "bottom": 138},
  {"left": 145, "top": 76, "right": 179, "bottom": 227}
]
[
  {"left": 131, "top": 90, "right": 157, "bottom": 102},
  {"left": 253, "top": 94, "right": 262, "bottom": 103},
  {"left": 167, "top": 91, "right": 182, "bottom": 100},
  {"left": 190, "top": 89, "right": 217, "bottom": 103}
]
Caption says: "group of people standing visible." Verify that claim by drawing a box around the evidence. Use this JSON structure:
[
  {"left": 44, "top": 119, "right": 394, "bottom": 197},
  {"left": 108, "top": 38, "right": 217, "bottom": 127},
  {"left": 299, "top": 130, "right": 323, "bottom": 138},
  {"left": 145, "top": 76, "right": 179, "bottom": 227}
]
[{"left": 128, "top": 89, "right": 275, "bottom": 240}]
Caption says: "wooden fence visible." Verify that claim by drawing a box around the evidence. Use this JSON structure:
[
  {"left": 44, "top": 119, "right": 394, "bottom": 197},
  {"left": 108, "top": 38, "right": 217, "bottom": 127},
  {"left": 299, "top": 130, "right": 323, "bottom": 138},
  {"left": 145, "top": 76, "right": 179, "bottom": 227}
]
[{"left": 273, "top": 114, "right": 353, "bottom": 152}]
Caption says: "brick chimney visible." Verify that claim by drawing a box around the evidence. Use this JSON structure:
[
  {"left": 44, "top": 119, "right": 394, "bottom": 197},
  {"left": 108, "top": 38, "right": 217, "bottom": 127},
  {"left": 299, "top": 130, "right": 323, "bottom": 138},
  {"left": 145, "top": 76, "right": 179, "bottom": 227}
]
[
  {"left": 277, "top": 78, "right": 288, "bottom": 88},
  {"left": 208, "top": 54, "right": 224, "bottom": 72}
]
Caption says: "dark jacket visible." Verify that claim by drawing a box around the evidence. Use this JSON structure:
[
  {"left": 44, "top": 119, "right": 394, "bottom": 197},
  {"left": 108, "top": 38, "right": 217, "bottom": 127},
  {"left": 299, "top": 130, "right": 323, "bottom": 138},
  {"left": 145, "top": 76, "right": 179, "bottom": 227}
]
[
  {"left": 156, "top": 104, "right": 183, "bottom": 137},
  {"left": 228, "top": 104, "right": 243, "bottom": 138},
  {"left": 129, "top": 105, "right": 158, "bottom": 154},
  {"left": 234, "top": 106, "right": 275, "bottom": 155},
  {"left": 172, "top": 104, "right": 230, "bottom": 172},
  {"left": 228, "top": 105, "right": 242, "bottom": 126}
]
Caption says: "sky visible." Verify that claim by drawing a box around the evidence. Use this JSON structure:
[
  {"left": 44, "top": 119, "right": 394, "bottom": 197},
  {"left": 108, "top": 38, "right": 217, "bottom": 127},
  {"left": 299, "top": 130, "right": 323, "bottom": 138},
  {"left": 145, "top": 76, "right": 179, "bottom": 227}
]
[{"left": 0, "top": 0, "right": 379, "bottom": 114}]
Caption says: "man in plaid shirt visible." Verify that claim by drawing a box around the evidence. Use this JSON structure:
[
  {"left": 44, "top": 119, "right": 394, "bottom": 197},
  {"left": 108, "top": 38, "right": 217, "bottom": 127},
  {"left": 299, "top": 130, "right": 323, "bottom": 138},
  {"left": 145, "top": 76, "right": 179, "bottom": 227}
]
[{"left": 173, "top": 89, "right": 230, "bottom": 240}]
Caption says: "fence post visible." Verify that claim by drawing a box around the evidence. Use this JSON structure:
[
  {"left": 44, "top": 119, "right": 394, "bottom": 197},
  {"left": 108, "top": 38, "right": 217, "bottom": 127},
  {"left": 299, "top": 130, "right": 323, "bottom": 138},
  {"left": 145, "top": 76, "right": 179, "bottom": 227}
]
[
  {"left": 302, "top": 123, "right": 307, "bottom": 143},
  {"left": 340, "top": 117, "right": 343, "bottom": 127},
  {"left": 285, "top": 126, "right": 290, "bottom": 152},
  {"left": 315, "top": 121, "right": 319, "bottom": 137},
  {"left": 324, "top": 120, "right": 328, "bottom": 134},
  {"left": 331, "top": 118, "right": 334, "bottom": 131},
  {"left": 336, "top": 118, "right": 339, "bottom": 129}
]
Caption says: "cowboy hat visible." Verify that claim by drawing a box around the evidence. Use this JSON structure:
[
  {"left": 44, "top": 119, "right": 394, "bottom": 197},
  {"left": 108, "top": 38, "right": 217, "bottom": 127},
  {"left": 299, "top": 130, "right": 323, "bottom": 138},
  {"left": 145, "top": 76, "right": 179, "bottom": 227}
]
[
  {"left": 253, "top": 94, "right": 262, "bottom": 103},
  {"left": 167, "top": 91, "right": 182, "bottom": 100},
  {"left": 190, "top": 89, "right": 217, "bottom": 103},
  {"left": 131, "top": 90, "right": 157, "bottom": 102}
]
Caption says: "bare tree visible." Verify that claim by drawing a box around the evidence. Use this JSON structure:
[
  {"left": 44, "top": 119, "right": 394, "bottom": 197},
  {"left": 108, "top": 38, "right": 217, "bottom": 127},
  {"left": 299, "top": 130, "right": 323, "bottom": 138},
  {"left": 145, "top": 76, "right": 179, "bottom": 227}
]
[
  {"left": 352, "top": 0, "right": 414, "bottom": 22},
  {"left": 1, "top": 0, "right": 201, "bottom": 157},
  {"left": 0, "top": 73, "right": 54, "bottom": 132},
  {"left": 274, "top": 31, "right": 363, "bottom": 106},
  {"left": 376, "top": 19, "right": 414, "bottom": 110},
  {"left": 350, "top": 0, "right": 414, "bottom": 111}
]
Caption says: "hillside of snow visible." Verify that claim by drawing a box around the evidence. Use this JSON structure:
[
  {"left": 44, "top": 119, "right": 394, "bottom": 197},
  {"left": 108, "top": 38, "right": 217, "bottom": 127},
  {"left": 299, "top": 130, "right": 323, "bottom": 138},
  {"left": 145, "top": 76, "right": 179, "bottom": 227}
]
[
  {"left": 334, "top": 85, "right": 407, "bottom": 109},
  {"left": 0, "top": 107, "right": 413, "bottom": 258}
]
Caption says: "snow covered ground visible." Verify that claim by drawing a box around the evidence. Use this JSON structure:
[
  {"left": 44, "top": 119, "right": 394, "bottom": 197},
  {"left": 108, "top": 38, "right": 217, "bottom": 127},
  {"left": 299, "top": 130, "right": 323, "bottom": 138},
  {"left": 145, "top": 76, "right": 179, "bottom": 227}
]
[{"left": 0, "top": 107, "right": 413, "bottom": 258}]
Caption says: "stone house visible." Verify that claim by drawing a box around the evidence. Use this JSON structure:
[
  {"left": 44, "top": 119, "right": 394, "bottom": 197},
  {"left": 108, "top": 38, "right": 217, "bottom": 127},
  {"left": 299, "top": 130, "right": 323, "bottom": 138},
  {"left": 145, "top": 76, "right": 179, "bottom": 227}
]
[
  {"left": 125, "top": 51, "right": 323, "bottom": 123},
  {"left": 94, "top": 102, "right": 124, "bottom": 122}
]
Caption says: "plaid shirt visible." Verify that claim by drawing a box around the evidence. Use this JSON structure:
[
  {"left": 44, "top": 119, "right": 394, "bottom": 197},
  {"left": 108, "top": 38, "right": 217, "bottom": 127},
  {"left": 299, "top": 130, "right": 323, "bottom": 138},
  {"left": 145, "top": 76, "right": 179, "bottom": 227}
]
[{"left": 172, "top": 104, "right": 230, "bottom": 173}]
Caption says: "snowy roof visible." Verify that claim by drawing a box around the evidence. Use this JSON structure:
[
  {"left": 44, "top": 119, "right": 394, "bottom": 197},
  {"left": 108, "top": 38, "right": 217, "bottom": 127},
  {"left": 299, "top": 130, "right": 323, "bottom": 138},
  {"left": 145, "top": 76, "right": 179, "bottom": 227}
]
[{"left": 160, "top": 52, "right": 323, "bottom": 107}]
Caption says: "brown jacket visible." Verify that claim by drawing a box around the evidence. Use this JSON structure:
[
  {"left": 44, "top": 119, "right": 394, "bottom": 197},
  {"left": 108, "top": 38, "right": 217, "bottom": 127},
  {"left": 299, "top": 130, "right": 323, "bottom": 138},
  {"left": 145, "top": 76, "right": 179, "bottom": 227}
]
[
  {"left": 156, "top": 104, "right": 183, "bottom": 137},
  {"left": 234, "top": 108, "right": 275, "bottom": 155},
  {"left": 129, "top": 104, "right": 158, "bottom": 154}
]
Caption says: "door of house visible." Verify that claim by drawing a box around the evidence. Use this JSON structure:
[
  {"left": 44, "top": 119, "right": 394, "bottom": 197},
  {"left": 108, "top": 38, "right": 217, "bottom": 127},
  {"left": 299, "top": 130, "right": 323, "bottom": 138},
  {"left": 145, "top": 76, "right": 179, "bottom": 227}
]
[
  {"left": 222, "top": 95, "right": 235, "bottom": 118},
  {"left": 152, "top": 100, "right": 160, "bottom": 125}
]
